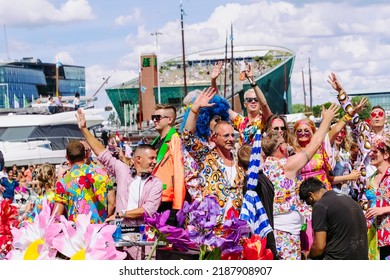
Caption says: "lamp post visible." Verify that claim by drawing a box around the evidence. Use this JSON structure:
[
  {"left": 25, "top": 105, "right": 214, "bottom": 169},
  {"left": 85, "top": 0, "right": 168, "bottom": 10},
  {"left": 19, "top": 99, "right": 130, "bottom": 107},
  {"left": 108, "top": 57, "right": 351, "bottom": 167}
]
[
  {"left": 0, "top": 83, "right": 9, "bottom": 108},
  {"left": 151, "top": 32, "right": 163, "bottom": 104}
]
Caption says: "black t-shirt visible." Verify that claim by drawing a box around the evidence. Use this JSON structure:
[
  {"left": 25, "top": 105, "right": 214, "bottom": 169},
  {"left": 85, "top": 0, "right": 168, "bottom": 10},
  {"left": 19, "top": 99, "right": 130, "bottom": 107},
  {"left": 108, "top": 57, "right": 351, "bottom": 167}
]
[{"left": 312, "top": 190, "right": 368, "bottom": 260}]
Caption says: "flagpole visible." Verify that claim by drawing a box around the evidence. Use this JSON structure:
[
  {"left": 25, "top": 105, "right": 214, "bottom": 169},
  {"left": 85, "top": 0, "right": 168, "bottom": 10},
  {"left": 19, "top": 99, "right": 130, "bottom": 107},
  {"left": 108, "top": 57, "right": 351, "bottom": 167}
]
[
  {"left": 230, "top": 23, "right": 234, "bottom": 111},
  {"left": 224, "top": 31, "right": 228, "bottom": 98},
  {"left": 138, "top": 56, "right": 143, "bottom": 131},
  {"left": 180, "top": 0, "right": 188, "bottom": 96},
  {"left": 55, "top": 58, "right": 59, "bottom": 97}
]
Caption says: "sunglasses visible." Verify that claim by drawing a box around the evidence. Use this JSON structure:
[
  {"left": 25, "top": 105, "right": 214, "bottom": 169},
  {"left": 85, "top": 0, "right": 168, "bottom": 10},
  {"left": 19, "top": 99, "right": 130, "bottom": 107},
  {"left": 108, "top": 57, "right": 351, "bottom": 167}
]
[
  {"left": 371, "top": 111, "right": 384, "bottom": 118},
  {"left": 245, "top": 97, "right": 259, "bottom": 103},
  {"left": 212, "top": 117, "right": 221, "bottom": 123},
  {"left": 273, "top": 126, "right": 287, "bottom": 132},
  {"left": 151, "top": 115, "right": 169, "bottom": 121}
]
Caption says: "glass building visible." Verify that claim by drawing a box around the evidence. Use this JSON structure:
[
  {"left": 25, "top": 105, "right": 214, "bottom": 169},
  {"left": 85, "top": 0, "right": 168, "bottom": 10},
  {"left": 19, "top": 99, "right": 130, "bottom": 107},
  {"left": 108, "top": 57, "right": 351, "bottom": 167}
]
[{"left": 0, "top": 57, "right": 85, "bottom": 108}]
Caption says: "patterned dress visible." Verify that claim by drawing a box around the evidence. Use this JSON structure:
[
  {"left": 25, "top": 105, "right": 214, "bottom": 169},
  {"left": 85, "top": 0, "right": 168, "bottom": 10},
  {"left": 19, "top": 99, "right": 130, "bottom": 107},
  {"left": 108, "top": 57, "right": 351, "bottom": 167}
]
[
  {"left": 26, "top": 190, "right": 56, "bottom": 222},
  {"left": 366, "top": 168, "right": 390, "bottom": 259},
  {"left": 300, "top": 144, "right": 332, "bottom": 190},
  {"left": 182, "top": 129, "right": 245, "bottom": 220},
  {"left": 54, "top": 163, "right": 114, "bottom": 224},
  {"left": 263, "top": 156, "right": 311, "bottom": 260},
  {"left": 233, "top": 115, "right": 263, "bottom": 146}
]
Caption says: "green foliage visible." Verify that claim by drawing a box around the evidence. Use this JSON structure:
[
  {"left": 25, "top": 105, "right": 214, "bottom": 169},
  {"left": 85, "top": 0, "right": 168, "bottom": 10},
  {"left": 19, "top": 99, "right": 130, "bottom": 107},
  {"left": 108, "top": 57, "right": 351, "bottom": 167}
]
[
  {"left": 292, "top": 103, "right": 311, "bottom": 113},
  {"left": 351, "top": 96, "right": 372, "bottom": 121}
]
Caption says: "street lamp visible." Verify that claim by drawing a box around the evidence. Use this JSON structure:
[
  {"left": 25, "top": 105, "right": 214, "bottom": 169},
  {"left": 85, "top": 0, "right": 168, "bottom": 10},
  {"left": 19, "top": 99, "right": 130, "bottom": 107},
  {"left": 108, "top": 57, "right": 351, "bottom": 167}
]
[
  {"left": 151, "top": 32, "right": 163, "bottom": 104},
  {"left": 0, "top": 83, "right": 9, "bottom": 108}
]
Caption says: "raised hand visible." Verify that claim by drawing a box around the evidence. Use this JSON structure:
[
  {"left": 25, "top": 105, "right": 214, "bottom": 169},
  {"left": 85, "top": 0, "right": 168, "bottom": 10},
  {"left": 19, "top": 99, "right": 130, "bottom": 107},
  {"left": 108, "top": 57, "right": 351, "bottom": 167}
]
[
  {"left": 211, "top": 61, "right": 223, "bottom": 80},
  {"left": 193, "top": 87, "right": 216, "bottom": 110},
  {"left": 244, "top": 63, "right": 254, "bottom": 80},
  {"left": 76, "top": 108, "right": 87, "bottom": 130},
  {"left": 327, "top": 72, "right": 343, "bottom": 92},
  {"left": 321, "top": 103, "right": 340, "bottom": 122},
  {"left": 352, "top": 97, "right": 368, "bottom": 115}
]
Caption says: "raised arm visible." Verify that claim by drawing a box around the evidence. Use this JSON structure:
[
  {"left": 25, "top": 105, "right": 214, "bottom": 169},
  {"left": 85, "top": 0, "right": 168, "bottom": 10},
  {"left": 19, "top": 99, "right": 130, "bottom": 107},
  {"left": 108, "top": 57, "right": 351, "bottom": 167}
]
[
  {"left": 245, "top": 66, "right": 272, "bottom": 122},
  {"left": 76, "top": 108, "right": 106, "bottom": 157},
  {"left": 184, "top": 87, "right": 216, "bottom": 132},
  {"left": 285, "top": 104, "right": 339, "bottom": 178},
  {"left": 211, "top": 61, "right": 223, "bottom": 90}
]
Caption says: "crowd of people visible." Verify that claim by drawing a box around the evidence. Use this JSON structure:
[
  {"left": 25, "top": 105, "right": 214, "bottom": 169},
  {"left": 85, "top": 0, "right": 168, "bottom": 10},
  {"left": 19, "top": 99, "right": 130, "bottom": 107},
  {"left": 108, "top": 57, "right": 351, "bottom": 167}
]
[{"left": 0, "top": 66, "right": 389, "bottom": 261}]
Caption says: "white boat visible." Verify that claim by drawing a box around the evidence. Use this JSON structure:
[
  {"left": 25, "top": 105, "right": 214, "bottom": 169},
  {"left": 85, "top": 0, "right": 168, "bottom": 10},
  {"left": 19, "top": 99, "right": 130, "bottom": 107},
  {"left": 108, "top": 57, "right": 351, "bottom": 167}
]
[{"left": 0, "top": 108, "right": 105, "bottom": 167}]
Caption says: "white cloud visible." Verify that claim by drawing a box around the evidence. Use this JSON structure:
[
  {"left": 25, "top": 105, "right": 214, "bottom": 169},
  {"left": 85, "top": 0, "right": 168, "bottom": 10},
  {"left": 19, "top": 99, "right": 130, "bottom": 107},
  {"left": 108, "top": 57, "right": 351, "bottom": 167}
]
[
  {"left": 115, "top": 8, "right": 141, "bottom": 26},
  {"left": 54, "top": 52, "right": 75, "bottom": 65},
  {"left": 0, "top": 0, "right": 94, "bottom": 26}
]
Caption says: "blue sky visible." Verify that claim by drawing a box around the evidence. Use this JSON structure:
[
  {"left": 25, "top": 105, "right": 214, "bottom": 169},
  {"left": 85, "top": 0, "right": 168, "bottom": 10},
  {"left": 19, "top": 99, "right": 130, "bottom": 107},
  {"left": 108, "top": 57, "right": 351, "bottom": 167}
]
[{"left": 1, "top": 0, "right": 390, "bottom": 110}]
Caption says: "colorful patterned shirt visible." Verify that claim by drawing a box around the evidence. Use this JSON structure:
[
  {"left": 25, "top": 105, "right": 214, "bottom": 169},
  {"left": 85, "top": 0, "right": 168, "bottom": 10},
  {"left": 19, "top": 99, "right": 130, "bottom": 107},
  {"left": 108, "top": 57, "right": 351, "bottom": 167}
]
[
  {"left": 182, "top": 129, "right": 245, "bottom": 220},
  {"left": 300, "top": 144, "right": 332, "bottom": 190},
  {"left": 263, "top": 156, "right": 311, "bottom": 218},
  {"left": 367, "top": 167, "right": 390, "bottom": 247},
  {"left": 54, "top": 163, "right": 114, "bottom": 224},
  {"left": 233, "top": 114, "right": 263, "bottom": 145},
  {"left": 26, "top": 190, "right": 56, "bottom": 222}
]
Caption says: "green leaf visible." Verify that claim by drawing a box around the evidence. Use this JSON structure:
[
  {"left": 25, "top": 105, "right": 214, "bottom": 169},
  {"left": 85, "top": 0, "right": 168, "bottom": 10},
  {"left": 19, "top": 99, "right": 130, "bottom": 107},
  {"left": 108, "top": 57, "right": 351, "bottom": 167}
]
[{"left": 204, "top": 247, "right": 221, "bottom": 260}]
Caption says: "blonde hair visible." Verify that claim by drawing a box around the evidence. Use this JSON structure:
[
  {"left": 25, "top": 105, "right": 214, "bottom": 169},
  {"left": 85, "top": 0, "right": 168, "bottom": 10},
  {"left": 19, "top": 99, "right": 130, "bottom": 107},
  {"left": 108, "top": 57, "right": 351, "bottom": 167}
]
[{"left": 35, "top": 164, "right": 56, "bottom": 195}]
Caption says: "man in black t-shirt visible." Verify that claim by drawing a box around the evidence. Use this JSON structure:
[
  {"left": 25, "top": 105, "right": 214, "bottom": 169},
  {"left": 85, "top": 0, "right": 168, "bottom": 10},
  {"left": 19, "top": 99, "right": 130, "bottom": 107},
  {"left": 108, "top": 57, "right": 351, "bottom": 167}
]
[{"left": 299, "top": 177, "right": 368, "bottom": 260}]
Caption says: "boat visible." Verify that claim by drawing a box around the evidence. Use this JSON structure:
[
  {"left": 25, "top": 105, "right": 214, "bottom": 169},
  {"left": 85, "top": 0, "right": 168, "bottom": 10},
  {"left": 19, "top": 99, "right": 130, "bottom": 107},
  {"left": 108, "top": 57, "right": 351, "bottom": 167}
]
[
  {"left": 105, "top": 45, "right": 295, "bottom": 128},
  {"left": 0, "top": 108, "right": 105, "bottom": 167}
]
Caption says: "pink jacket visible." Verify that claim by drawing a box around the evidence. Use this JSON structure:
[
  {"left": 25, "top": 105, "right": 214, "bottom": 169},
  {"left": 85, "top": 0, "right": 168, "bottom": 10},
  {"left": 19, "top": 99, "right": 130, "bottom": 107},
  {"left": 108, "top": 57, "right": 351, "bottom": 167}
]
[{"left": 98, "top": 149, "right": 162, "bottom": 225}]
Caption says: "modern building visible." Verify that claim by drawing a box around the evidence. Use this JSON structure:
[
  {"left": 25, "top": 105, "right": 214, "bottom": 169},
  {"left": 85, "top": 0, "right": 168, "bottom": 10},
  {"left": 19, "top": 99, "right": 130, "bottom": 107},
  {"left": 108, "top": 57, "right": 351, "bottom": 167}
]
[
  {"left": 106, "top": 45, "right": 295, "bottom": 127},
  {"left": 0, "top": 57, "right": 85, "bottom": 108},
  {"left": 348, "top": 90, "right": 390, "bottom": 113}
]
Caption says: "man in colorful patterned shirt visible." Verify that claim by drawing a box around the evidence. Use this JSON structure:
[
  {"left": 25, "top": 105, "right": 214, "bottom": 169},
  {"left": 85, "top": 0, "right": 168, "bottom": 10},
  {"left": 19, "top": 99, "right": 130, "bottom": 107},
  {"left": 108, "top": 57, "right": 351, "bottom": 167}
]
[
  {"left": 183, "top": 87, "right": 245, "bottom": 221},
  {"left": 54, "top": 140, "right": 115, "bottom": 224}
]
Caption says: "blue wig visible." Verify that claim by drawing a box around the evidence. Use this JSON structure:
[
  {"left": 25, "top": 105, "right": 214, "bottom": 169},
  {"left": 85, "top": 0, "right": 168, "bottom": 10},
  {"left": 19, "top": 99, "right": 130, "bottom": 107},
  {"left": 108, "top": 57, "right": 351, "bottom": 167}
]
[{"left": 181, "top": 91, "right": 230, "bottom": 141}]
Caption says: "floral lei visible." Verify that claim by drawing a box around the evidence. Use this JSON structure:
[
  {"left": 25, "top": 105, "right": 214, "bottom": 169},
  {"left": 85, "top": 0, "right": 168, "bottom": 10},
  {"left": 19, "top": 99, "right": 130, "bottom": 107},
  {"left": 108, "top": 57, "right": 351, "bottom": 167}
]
[{"left": 371, "top": 133, "right": 390, "bottom": 151}]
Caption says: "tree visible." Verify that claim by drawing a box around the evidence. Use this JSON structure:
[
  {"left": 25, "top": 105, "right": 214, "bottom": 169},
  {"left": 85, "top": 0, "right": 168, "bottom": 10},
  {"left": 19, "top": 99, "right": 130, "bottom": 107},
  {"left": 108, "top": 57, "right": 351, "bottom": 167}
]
[
  {"left": 292, "top": 104, "right": 306, "bottom": 113},
  {"left": 351, "top": 96, "right": 371, "bottom": 121}
]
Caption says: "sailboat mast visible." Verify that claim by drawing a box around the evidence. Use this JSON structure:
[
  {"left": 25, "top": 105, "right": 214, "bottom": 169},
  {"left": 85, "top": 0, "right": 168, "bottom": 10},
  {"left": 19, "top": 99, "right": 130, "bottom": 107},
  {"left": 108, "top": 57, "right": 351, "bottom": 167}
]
[
  {"left": 224, "top": 31, "right": 228, "bottom": 98},
  {"left": 230, "top": 24, "right": 234, "bottom": 111},
  {"left": 138, "top": 59, "right": 143, "bottom": 131},
  {"left": 308, "top": 57, "right": 312, "bottom": 110},
  {"left": 55, "top": 60, "right": 59, "bottom": 97},
  {"left": 180, "top": 1, "right": 188, "bottom": 96},
  {"left": 3, "top": 24, "right": 10, "bottom": 61},
  {"left": 302, "top": 69, "right": 307, "bottom": 110}
]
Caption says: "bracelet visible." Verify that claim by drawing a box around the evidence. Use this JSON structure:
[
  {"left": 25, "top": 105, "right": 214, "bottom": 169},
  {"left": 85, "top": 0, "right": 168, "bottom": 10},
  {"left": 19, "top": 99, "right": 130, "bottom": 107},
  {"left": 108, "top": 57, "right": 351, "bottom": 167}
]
[
  {"left": 342, "top": 114, "right": 353, "bottom": 123},
  {"left": 190, "top": 107, "right": 199, "bottom": 115},
  {"left": 250, "top": 82, "right": 257, "bottom": 87}
]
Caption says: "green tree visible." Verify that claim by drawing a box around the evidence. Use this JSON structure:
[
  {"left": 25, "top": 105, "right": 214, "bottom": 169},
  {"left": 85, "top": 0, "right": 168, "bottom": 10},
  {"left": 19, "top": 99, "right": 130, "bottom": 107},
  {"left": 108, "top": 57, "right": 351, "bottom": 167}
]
[
  {"left": 351, "top": 96, "right": 372, "bottom": 121},
  {"left": 292, "top": 104, "right": 305, "bottom": 113}
]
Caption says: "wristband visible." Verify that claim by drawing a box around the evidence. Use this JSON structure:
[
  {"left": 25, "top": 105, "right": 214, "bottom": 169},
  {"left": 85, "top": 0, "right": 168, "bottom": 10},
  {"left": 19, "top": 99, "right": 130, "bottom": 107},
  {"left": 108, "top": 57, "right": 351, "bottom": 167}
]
[
  {"left": 190, "top": 107, "right": 199, "bottom": 115},
  {"left": 121, "top": 210, "right": 126, "bottom": 218},
  {"left": 250, "top": 82, "right": 257, "bottom": 87},
  {"left": 342, "top": 114, "right": 353, "bottom": 123}
]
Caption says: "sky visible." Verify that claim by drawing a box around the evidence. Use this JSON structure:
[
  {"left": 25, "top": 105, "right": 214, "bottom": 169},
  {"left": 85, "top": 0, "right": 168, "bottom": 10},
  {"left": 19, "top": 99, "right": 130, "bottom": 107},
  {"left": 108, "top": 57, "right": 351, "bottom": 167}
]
[{"left": 1, "top": 0, "right": 390, "bottom": 112}]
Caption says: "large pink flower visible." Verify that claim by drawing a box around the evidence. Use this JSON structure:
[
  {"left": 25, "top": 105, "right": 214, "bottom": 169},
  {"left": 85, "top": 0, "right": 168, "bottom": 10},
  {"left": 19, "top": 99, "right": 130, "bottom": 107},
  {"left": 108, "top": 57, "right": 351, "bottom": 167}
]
[
  {"left": 6, "top": 199, "right": 61, "bottom": 260},
  {"left": 52, "top": 213, "right": 126, "bottom": 260}
]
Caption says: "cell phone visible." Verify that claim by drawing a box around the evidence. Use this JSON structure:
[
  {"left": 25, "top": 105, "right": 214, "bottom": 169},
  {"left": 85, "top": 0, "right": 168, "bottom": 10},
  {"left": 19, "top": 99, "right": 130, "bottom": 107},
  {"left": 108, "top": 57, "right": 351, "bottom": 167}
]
[{"left": 239, "top": 61, "right": 247, "bottom": 81}]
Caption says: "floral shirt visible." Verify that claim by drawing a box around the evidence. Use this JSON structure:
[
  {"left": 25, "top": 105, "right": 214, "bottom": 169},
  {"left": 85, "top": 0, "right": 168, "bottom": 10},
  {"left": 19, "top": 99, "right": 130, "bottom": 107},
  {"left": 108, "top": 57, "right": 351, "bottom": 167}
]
[
  {"left": 182, "top": 129, "right": 245, "bottom": 220},
  {"left": 367, "top": 168, "right": 390, "bottom": 247},
  {"left": 54, "top": 163, "right": 114, "bottom": 224},
  {"left": 233, "top": 115, "right": 263, "bottom": 146},
  {"left": 300, "top": 144, "right": 332, "bottom": 190},
  {"left": 26, "top": 190, "right": 56, "bottom": 222},
  {"left": 263, "top": 156, "right": 311, "bottom": 218}
]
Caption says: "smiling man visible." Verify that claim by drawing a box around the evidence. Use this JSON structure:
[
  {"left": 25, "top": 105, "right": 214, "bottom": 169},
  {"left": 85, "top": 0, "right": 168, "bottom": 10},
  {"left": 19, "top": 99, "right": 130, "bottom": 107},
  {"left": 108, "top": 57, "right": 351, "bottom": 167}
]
[{"left": 183, "top": 87, "right": 245, "bottom": 221}]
